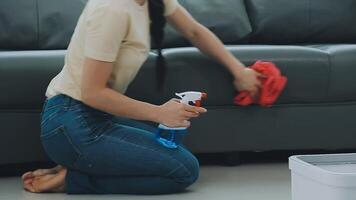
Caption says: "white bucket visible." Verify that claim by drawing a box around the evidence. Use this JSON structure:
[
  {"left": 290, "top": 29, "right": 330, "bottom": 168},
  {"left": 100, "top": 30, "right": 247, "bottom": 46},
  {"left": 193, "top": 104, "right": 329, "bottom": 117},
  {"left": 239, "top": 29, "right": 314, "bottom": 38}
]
[{"left": 289, "top": 153, "right": 356, "bottom": 200}]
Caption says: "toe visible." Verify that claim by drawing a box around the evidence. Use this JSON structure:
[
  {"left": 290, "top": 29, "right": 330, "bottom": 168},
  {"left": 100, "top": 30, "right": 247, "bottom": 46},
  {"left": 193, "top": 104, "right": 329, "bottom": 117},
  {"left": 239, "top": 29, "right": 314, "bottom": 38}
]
[
  {"left": 32, "top": 169, "right": 46, "bottom": 176},
  {"left": 24, "top": 179, "right": 33, "bottom": 185},
  {"left": 22, "top": 172, "right": 33, "bottom": 180},
  {"left": 23, "top": 180, "right": 36, "bottom": 193},
  {"left": 33, "top": 168, "right": 57, "bottom": 176},
  {"left": 35, "top": 172, "right": 66, "bottom": 193}
]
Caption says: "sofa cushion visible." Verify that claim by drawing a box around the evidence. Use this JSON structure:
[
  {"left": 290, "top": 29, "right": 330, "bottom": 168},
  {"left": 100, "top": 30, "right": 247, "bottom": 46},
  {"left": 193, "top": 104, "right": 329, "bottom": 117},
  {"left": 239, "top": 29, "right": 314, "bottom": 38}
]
[
  {"left": 0, "top": 0, "right": 86, "bottom": 50},
  {"left": 246, "top": 0, "right": 356, "bottom": 44},
  {"left": 2, "top": 46, "right": 354, "bottom": 109},
  {"left": 0, "top": 0, "right": 38, "bottom": 50},
  {"left": 127, "top": 45, "right": 331, "bottom": 106},
  {"left": 308, "top": 45, "right": 356, "bottom": 102},
  {"left": 162, "top": 0, "right": 252, "bottom": 48},
  {"left": 0, "top": 51, "right": 159, "bottom": 110},
  {"left": 0, "top": 51, "right": 65, "bottom": 109},
  {"left": 38, "top": 0, "right": 86, "bottom": 49}
]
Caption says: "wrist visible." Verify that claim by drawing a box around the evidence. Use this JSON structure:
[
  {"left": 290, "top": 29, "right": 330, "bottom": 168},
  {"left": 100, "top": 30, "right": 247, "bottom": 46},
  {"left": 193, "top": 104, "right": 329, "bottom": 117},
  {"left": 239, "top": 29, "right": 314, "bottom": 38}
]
[
  {"left": 224, "top": 56, "right": 246, "bottom": 79},
  {"left": 148, "top": 104, "right": 163, "bottom": 124},
  {"left": 231, "top": 63, "right": 245, "bottom": 79}
]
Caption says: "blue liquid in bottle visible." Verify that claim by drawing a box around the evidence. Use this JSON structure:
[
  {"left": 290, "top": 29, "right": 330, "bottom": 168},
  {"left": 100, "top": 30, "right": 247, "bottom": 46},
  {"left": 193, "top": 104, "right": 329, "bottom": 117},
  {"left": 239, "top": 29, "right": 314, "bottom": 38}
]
[{"left": 156, "top": 124, "right": 188, "bottom": 149}]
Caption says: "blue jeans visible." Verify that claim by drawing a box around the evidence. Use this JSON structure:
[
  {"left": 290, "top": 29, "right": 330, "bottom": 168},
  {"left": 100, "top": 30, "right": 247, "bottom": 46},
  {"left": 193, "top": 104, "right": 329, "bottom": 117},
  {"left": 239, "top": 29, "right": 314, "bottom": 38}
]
[{"left": 40, "top": 94, "right": 199, "bottom": 194}]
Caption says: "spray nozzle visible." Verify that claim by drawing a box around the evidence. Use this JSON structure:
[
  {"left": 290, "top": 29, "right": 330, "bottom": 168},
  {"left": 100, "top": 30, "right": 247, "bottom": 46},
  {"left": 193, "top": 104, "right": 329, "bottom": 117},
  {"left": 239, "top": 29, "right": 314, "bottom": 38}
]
[{"left": 175, "top": 91, "right": 207, "bottom": 107}]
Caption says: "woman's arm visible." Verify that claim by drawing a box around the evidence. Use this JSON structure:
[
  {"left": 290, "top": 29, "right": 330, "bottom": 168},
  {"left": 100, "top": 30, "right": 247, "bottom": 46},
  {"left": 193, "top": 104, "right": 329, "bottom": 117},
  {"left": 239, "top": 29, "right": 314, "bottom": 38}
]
[
  {"left": 167, "top": 6, "right": 262, "bottom": 96},
  {"left": 81, "top": 58, "right": 160, "bottom": 122},
  {"left": 167, "top": 6, "right": 244, "bottom": 78},
  {"left": 81, "top": 58, "right": 206, "bottom": 127}
]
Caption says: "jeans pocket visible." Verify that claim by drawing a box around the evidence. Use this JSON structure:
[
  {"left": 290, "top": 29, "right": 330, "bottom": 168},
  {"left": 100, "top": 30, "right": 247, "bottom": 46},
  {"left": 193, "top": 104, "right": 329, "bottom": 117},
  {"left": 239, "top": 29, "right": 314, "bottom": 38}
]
[
  {"left": 40, "top": 125, "right": 82, "bottom": 167},
  {"left": 41, "top": 107, "right": 63, "bottom": 128},
  {"left": 82, "top": 120, "right": 114, "bottom": 145}
]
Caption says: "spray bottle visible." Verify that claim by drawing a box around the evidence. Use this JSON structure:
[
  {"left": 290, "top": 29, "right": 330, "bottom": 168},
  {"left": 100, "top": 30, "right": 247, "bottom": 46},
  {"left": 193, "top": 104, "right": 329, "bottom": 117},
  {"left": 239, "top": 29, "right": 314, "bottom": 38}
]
[{"left": 156, "top": 91, "right": 207, "bottom": 149}]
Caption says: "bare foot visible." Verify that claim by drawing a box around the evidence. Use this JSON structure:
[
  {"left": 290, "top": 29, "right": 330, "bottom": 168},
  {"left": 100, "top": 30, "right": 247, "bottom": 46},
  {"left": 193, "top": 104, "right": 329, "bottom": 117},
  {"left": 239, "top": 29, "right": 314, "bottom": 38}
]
[
  {"left": 22, "top": 165, "right": 64, "bottom": 182},
  {"left": 22, "top": 166, "right": 66, "bottom": 193}
]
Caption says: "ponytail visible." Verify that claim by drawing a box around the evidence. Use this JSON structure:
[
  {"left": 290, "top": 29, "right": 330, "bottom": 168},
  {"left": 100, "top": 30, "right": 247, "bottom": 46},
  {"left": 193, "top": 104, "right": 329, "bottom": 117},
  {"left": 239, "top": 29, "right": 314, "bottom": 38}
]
[{"left": 148, "top": 0, "right": 166, "bottom": 91}]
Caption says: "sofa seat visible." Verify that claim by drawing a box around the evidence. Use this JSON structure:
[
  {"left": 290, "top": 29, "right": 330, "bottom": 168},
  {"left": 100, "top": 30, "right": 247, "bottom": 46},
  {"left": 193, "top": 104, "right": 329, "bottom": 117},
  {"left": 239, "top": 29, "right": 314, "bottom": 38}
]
[
  {"left": 307, "top": 45, "right": 356, "bottom": 102},
  {"left": 127, "top": 45, "right": 356, "bottom": 106},
  {"left": 2, "top": 45, "right": 356, "bottom": 110}
]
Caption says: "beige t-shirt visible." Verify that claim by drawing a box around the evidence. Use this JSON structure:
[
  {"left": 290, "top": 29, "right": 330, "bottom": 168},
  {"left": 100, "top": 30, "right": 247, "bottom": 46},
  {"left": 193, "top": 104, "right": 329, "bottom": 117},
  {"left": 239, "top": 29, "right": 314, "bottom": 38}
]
[{"left": 45, "top": 0, "right": 179, "bottom": 100}]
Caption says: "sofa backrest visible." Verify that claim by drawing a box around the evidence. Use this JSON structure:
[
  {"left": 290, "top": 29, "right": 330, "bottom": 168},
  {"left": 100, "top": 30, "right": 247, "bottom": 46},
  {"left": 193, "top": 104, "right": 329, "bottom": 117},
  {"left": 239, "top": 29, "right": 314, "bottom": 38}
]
[
  {"left": 163, "top": 0, "right": 252, "bottom": 47},
  {"left": 1, "top": 0, "right": 355, "bottom": 50},
  {"left": 0, "top": 0, "right": 86, "bottom": 50},
  {"left": 37, "top": 0, "right": 86, "bottom": 49},
  {"left": 0, "top": 0, "right": 38, "bottom": 50},
  {"left": 246, "top": 0, "right": 356, "bottom": 44}
]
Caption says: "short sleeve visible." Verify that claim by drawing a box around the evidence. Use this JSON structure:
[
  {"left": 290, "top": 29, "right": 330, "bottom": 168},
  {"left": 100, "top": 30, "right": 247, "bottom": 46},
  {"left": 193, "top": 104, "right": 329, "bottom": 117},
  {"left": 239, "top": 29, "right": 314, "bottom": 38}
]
[
  {"left": 163, "top": 0, "right": 180, "bottom": 16},
  {"left": 84, "top": 5, "right": 128, "bottom": 62}
]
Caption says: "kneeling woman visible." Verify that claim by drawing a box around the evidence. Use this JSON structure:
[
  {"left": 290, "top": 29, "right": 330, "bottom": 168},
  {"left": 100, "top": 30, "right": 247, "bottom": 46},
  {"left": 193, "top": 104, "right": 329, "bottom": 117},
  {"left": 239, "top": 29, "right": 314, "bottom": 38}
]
[{"left": 22, "top": 0, "right": 262, "bottom": 194}]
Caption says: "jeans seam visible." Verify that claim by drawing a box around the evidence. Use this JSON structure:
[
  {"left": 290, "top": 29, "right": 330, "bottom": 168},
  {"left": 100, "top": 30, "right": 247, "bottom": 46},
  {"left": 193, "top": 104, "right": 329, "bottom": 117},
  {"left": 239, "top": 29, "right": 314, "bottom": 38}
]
[
  {"left": 62, "top": 126, "right": 83, "bottom": 156},
  {"left": 41, "top": 125, "right": 82, "bottom": 168},
  {"left": 166, "top": 164, "right": 191, "bottom": 178},
  {"left": 64, "top": 103, "right": 83, "bottom": 111},
  {"left": 118, "top": 138, "right": 191, "bottom": 178},
  {"left": 45, "top": 104, "right": 64, "bottom": 110},
  {"left": 77, "top": 112, "right": 94, "bottom": 136},
  {"left": 40, "top": 125, "right": 65, "bottom": 139},
  {"left": 41, "top": 109, "right": 63, "bottom": 126}
]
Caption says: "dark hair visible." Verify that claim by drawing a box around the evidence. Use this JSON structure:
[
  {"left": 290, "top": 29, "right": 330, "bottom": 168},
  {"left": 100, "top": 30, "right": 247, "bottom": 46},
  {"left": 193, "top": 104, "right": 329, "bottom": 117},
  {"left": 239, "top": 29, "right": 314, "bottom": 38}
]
[{"left": 148, "top": 0, "right": 166, "bottom": 91}]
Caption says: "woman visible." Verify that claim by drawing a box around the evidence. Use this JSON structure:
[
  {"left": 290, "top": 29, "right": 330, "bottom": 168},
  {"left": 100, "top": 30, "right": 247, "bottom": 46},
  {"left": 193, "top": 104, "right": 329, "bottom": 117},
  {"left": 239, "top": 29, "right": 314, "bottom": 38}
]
[{"left": 22, "top": 0, "right": 262, "bottom": 194}]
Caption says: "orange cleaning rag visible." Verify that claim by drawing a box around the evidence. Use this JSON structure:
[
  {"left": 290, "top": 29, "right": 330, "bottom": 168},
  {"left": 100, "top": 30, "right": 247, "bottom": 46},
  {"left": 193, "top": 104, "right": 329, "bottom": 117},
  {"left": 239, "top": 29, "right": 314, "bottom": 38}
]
[{"left": 234, "top": 61, "right": 287, "bottom": 107}]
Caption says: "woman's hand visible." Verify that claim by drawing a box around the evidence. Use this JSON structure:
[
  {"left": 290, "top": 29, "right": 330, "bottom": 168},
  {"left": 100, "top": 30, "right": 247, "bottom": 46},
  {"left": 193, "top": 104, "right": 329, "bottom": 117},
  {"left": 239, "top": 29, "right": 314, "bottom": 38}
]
[
  {"left": 156, "top": 98, "right": 207, "bottom": 128},
  {"left": 234, "top": 68, "right": 264, "bottom": 99}
]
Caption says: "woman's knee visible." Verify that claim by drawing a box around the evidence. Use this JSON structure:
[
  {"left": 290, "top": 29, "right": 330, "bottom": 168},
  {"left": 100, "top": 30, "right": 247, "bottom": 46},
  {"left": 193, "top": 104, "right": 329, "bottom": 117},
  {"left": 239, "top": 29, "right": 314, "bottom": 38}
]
[{"left": 169, "top": 153, "right": 200, "bottom": 188}]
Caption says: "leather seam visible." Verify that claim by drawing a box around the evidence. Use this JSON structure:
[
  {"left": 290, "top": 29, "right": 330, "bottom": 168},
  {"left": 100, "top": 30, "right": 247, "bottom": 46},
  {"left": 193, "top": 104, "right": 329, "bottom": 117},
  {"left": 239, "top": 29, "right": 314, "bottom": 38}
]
[
  {"left": 325, "top": 52, "right": 332, "bottom": 100},
  {"left": 307, "top": 0, "right": 311, "bottom": 40},
  {"left": 35, "top": 0, "right": 40, "bottom": 49},
  {"left": 3, "top": 100, "right": 356, "bottom": 113},
  {"left": 203, "top": 102, "right": 356, "bottom": 109}
]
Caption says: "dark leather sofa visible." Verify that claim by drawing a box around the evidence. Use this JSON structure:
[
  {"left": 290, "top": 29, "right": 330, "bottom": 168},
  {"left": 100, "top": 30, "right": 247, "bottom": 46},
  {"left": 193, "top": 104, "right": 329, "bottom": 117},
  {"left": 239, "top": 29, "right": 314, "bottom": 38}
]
[{"left": 1, "top": 0, "right": 356, "bottom": 165}]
